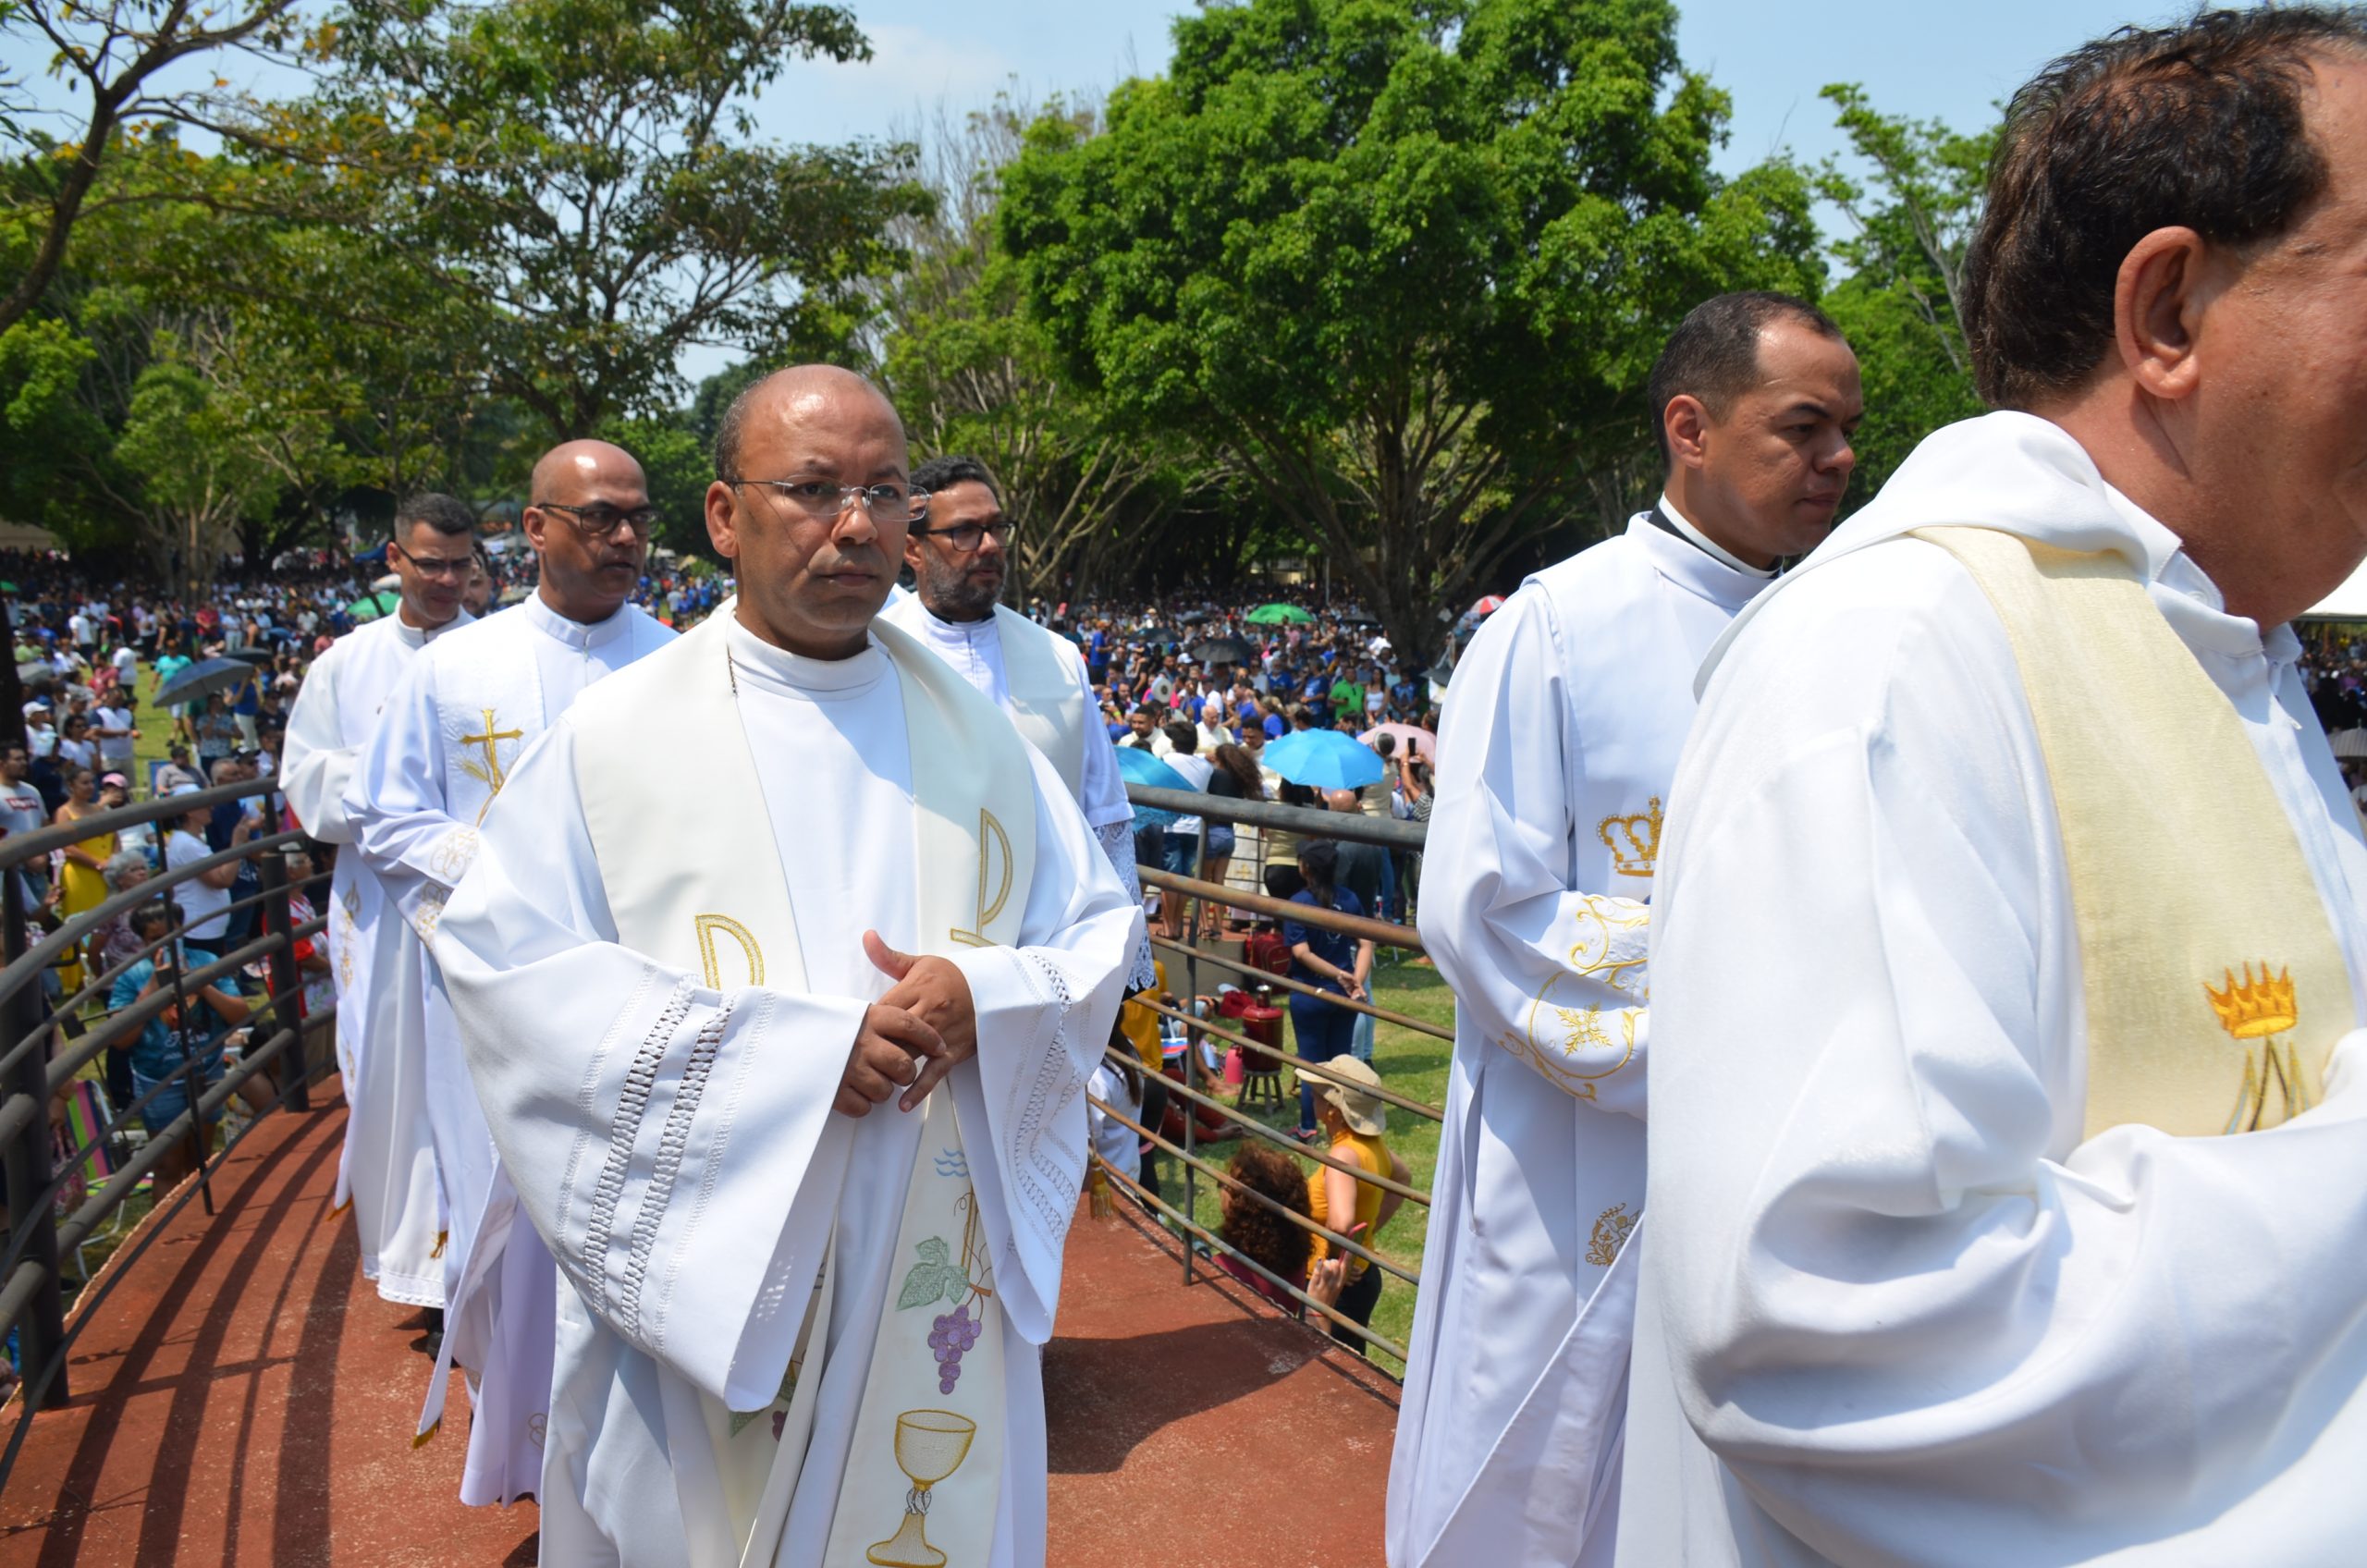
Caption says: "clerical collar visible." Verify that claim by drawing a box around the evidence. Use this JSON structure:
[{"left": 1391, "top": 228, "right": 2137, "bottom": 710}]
[
  {"left": 1652, "top": 495, "right": 1775, "bottom": 579},
  {"left": 916, "top": 602, "right": 1001, "bottom": 648},
  {"left": 393, "top": 607, "right": 470, "bottom": 649},
  {"left": 722, "top": 612, "right": 889, "bottom": 699},
  {"left": 523, "top": 590, "right": 632, "bottom": 652}
]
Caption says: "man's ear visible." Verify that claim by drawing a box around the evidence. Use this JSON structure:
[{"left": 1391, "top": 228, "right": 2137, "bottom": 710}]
[
  {"left": 704, "top": 482, "right": 740, "bottom": 561},
  {"left": 1663, "top": 394, "right": 1712, "bottom": 471},
  {"left": 2116, "top": 226, "right": 2210, "bottom": 403}
]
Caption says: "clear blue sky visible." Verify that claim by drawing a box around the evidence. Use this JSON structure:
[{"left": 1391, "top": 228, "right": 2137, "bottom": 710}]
[{"left": 749, "top": 0, "right": 2195, "bottom": 175}]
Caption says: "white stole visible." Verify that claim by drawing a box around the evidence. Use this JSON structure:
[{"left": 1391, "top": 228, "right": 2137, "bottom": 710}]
[
  {"left": 570, "top": 605, "right": 1036, "bottom": 1568},
  {"left": 994, "top": 606, "right": 1087, "bottom": 802}
]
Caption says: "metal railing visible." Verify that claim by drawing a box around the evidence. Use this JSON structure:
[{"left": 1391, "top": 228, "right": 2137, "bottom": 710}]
[
  {"left": 1089, "top": 782, "right": 1444, "bottom": 1366},
  {"left": 0, "top": 777, "right": 335, "bottom": 1483}
]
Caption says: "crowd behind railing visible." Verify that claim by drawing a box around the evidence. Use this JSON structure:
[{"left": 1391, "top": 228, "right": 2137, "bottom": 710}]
[{"left": 0, "top": 774, "right": 336, "bottom": 1470}]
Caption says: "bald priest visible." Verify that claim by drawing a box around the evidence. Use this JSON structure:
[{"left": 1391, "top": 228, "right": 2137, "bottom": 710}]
[{"left": 436, "top": 365, "right": 1139, "bottom": 1567}]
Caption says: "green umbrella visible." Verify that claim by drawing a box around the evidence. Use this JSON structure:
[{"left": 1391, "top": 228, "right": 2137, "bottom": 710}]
[
  {"left": 348, "top": 590, "right": 400, "bottom": 620},
  {"left": 1244, "top": 603, "right": 1314, "bottom": 626}
]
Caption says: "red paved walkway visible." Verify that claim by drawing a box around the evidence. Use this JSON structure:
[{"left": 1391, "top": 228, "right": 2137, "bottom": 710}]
[{"left": 0, "top": 1095, "right": 1397, "bottom": 1566}]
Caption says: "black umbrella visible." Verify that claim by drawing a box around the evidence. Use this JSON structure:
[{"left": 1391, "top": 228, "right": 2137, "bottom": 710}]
[
  {"left": 154, "top": 656, "right": 259, "bottom": 708},
  {"left": 226, "top": 646, "right": 276, "bottom": 667},
  {"left": 1190, "top": 637, "right": 1253, "bottom": 667},
  {"left": 1338, "top": 610, "right": 1380, "bottom": 627},
  {"left": 1178, "top": 610, "right": 1211, "bottom": 624}
]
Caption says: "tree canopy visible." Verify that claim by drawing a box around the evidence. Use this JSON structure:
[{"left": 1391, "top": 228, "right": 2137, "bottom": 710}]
[
  {"left": 999, "top": 0, "right": 1824, "bottom": 657},
  {"left": 0, "top": 0, "right": 2005, "bottom": 603}
]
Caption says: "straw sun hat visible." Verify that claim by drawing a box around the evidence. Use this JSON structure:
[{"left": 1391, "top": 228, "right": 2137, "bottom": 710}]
[{"left": 1318, "top": 1057, "right": 1389, "bottom": 1136}]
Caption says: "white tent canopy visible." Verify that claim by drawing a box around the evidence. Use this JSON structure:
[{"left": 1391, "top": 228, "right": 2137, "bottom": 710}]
[{"left": 2306, "top": 557, "right": 2367, "bottom": 620}]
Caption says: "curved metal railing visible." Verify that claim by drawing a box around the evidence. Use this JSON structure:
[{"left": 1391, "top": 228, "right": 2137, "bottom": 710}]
[
  {"left": 1091, "top": 782, "right": 1441, "bottom": 1366},
  {"left": 0, "top": 778, "right": 335, "bottom": 1486}
]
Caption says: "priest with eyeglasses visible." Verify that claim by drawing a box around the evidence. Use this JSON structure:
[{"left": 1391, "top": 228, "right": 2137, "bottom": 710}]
[
  {"left": 435, "top": 366, "right": 1140, "bottom": 1566},
  {"left": 344, "top": 438, "right": 675, "bottom": 1507},
  {"left": 880, "top": 455, "right": 1157, "bottom": 991}
]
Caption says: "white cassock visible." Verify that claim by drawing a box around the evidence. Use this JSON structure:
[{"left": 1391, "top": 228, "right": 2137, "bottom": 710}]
[
  {"left": 1619, "top": 411, "right": 2367, "bottom": 1565},
  {"left": 1392, "top": 512, "right": 1769, "bottom": 1568},
  {"left": 436, "top": 606, "right": 1137, "bottom": 1567},
  {"left": 279, "top": 605, "right": 472, "bottom": 1306},
  {"left": 344, "top": 592, "right": 675, "bottom": 1502},
  {"left": 878, "top": 594, "right": 1158, "bottom": 992}
]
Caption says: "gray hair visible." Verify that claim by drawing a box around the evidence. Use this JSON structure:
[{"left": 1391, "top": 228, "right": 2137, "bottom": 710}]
[{"left": 101, "top": 850, "right": 151, "bottom": 890}]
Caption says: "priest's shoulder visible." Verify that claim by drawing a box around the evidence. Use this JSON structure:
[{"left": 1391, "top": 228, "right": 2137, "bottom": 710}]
[
  {"left": 1711, "top": 532, "right": 2012, "bottom": 706},
  {"left": 558, "top": 616, "right": 705, "bottom": 734},
  {"left": 1482, "top": 528, "right": 1653, "bottom": 641},
  {"left": 991, "top": 603, "right": 1085, "bottom": 671}
]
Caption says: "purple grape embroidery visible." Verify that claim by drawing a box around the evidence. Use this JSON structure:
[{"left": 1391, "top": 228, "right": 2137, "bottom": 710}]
[{"left": 899, "top": 1172, "right": 993, "bottom": 1394}]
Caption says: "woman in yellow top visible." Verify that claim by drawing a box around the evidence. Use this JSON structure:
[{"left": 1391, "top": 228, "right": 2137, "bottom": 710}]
[
  {"left": 1305, "top": 1055, "right": 1412, "bottom": 1356},
  {"left": 54, "top": 766, "right": 117, "bottom": 1000}
]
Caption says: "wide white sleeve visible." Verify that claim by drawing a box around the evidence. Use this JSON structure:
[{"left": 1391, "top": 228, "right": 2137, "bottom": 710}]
[
  {"left": 1417, "top": 591, "right": 1650, "bottom": 1116},
  {"left": 344, "top": 655, "right": 472, "bottom": 939},
  {"left": 437, "top": 719, "right": 871, "bottom": 1414},
  {"left": 280, "top": 642, "right": 356, "bottom": 841},
  {"left": 943, "top": 744, "right": 1141, "bottom": 1344},
  {"left": 1643, "top": 554, "right": 2367, "bottom": 1565}
]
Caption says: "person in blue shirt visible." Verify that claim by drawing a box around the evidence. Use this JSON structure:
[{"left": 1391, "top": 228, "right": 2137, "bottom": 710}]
[
  {"left": 110, "top": 902, "right": 251, "bottom": 1183},
  {"left": 1282, "top": 840, "right": 1375, "bottom": 1139}
]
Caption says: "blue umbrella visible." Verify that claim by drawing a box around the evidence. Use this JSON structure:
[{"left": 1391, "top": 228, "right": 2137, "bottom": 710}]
[
  {"left": 1114, "top": 744, "right": 1191, "bottom": 831},
  {"left": 153, "top": 656, "right": 258, "bottom": 709},
  {"left": 1114, "top": 746, "right": 1192, "bottom": 792},
  {"left": 1263, "top": 729, "right": 1385, "bottom": 790}
]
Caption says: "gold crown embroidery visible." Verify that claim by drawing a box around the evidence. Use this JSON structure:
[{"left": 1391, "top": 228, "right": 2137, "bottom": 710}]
[
  {"left": 2207, "top": 962, "right": 2311, "bottom": 1133},
  {"left": 1599, "top": 798, "right": 1663, "bottom": 878}
]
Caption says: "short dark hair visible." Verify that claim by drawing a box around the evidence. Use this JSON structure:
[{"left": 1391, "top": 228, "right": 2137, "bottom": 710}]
[
  {"left": 393, "top": 492, "right": 477, "bottom": 545},
  {"left": 912, "top": 455, "right": 1000, "bottom": 505},
  {"left": 1645, "top": 291, "right": 1845, "bottom": 466},
  {"left": 1964, "top": 6, "right": 2367, "bottom": 410}
]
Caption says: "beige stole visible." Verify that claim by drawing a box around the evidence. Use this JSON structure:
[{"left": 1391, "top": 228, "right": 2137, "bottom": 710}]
[
  {"left": 993, "top": 606, "right": 1087, "bottom": 801},
  {"left": 1913, "top": 527, "right": 2351, "bottom": 1138},
  {"left": 572, "top": 604, "right": 1036, "bottom": 1567}
]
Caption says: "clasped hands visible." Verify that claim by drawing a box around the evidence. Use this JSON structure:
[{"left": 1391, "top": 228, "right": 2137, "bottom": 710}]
[{"left": 836, "top": 930, "right": 978, "bottom": 1119}]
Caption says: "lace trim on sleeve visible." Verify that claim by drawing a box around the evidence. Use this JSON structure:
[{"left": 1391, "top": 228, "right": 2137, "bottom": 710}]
[
  {"left": 1094, "top": 818, "right": 1159, "bottom": 992},
  {"left": 1002, "top": 950, "right": 1091, "bottom": 1245},
  {"left": 624, "top": 992, "right": 738, "bottom": 1341},
  {"left": 583, "top": 976, "right": 694, "bottom": 1313}
]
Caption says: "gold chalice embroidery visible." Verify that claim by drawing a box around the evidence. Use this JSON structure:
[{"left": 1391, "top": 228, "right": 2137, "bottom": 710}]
[{"left": 865, "top": 1409, "right": 978, "bottom": 1567}]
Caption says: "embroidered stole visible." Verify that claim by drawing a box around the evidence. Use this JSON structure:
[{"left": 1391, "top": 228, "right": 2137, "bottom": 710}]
[
  {"left": 572, "top": 606, "right": 1036, "bottom": 1567},
  {"left": 994, "top": 606, "right": 1087, "bottom": 802},
  {"left": 1913, "top": 527, "right": 2351, "bottom": 1138}
]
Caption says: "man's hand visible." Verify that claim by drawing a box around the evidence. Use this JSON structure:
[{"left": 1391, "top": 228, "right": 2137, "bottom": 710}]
[
  {"left": 839, "top": 1001, "right": 945, "bottom": 1118},
  {"left": 865, "top": 931, "right": 977, "bottom": 1112}
]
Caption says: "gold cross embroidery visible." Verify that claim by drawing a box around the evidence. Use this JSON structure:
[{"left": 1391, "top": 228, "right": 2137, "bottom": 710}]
[{"left": 457, "top": 707, "right": 525, "bottom": 821}]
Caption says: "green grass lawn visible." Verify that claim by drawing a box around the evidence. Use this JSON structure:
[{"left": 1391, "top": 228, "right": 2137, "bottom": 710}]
[{"left": 1160, "top": 953, "right": 1455, "bottom": 1378}]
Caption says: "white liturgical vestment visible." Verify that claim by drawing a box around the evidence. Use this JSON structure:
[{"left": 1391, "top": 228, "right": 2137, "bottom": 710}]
[
  {"left": 1392, "top": 514, "right": 1769, "bottom": 1568},
  {"left": 435, "top": 606, "right": 1136, "bottom": 1567},
  {"left": 877, "top": 594, "right": 1157, "bottom": 991},
  {"left": 279, "top": 603, "right": 472, "bottom": 1305},
  {"left": 1618, "top": 411, "right": 2367, "bottom": 1566},
  {"left": 346, "top": 592, "right": 674, "bottom": 1503}
]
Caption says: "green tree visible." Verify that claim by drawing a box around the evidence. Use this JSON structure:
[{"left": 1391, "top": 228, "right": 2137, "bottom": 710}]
[
  {"left": 1815, "top": 83, "right": 1993, "bottom": 498},
  {"left": 1000, "top": 0, "right": 1823, "bottom": 659},
  {"left": 233, "top": 0, "right": 931, "bottom": 439},
  {"left": 878, "top": 93, "right": 1195, "bottom": 605},
  {"left": 0, "top": 0, "right": 311, "bottom": 335}
]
